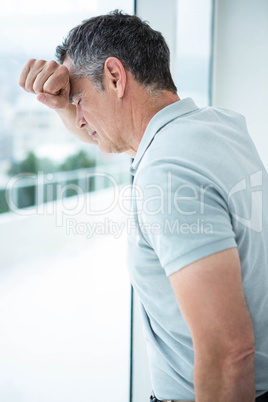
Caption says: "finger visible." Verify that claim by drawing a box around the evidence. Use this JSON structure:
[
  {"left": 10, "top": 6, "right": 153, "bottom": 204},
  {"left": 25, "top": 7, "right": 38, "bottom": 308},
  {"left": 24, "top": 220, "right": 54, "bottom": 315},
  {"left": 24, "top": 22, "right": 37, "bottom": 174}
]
[
  {"left": 33, "top": 69, "right": 55, "bottom": 95},
  {"left": 37, "top": 92, "right": 69, "bottom": 110},
  {"left": 32, "top": 60, "right": 64, "bottom": 94},
  {"left": 21, "top": 59, "right": 47, "bottom": 93},
  {"left": 25, "top": 59, "right": 58, "bottom": 93},
  {"left": 42, "top": 64, "right": 70, "bottom": 95},
  {"left": 19, "top": 59, "right": 37, "bottom": 90}
]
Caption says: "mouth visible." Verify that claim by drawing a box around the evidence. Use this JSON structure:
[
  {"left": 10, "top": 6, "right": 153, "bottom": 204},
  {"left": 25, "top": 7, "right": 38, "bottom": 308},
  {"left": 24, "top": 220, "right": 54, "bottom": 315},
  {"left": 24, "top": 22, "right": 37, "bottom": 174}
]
[{"left": 90, "top": 131, "right": 97, "bottom": 140}]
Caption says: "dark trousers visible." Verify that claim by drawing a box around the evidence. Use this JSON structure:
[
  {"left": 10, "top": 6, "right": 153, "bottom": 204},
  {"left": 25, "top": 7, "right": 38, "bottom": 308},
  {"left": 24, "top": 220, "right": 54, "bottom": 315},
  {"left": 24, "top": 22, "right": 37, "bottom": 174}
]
[
  {"left": 150, "top": 390, "right": 268, "bottom": 401},
  {"left": 257, "top": 391, "right": 268, "bottom": 401}
]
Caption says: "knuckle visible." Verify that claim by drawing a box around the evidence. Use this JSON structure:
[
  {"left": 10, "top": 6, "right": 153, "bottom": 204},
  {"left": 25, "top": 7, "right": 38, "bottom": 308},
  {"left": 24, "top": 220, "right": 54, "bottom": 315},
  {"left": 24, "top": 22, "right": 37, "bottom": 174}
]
[
  {"left": 58, "top": 64, "right": 68, "bottom": 73},
  {"left": 46, "top": 59, "right": 58, "bottom": 70},
  {"left": 27, "top": 58, "right": 36, "bottom": 67},
  {"left": 57, "top": 64, "right": 69, "bottom": 76},
  {"left": 57, "top": 65, "right": 70, "bottom": 82},
  {"left": 35, "top": 59, "right": 46, "bottom": 69}
]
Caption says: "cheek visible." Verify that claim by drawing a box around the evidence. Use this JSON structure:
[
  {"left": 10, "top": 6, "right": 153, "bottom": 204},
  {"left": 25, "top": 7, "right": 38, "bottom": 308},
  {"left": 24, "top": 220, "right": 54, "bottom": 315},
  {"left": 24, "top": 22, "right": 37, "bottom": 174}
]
[
  {"left": 82, "top": 106, "right": 96, "bottom": 122},
  {"left": 85, "top": 100, "right": 102, "bottom": 115}
]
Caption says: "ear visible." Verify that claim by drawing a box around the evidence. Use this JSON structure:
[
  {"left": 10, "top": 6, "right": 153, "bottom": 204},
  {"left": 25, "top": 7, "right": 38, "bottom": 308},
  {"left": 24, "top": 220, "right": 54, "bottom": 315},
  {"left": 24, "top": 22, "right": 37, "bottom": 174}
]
[{"left": 103, "top": 57, "right": 126, "bottom": 98}]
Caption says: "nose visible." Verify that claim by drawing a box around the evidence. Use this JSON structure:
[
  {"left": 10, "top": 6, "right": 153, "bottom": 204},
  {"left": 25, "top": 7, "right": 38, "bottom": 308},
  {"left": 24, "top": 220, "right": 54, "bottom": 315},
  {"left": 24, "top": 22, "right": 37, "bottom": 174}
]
[{"left": 75, "top": 107, "right": 87, "bottom": 129}]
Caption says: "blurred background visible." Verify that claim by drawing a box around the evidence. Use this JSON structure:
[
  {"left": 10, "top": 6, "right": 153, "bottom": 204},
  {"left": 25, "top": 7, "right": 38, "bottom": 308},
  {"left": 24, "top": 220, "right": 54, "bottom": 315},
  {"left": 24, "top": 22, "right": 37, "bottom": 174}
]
[{"left": 0, "top": 0, "right": 267, "bottom": 401}]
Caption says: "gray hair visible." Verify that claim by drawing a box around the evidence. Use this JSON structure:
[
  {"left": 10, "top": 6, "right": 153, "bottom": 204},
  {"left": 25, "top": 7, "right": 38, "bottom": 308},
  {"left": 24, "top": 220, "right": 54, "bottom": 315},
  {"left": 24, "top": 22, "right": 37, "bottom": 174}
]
[{"left": 56, "top": 10, "right": 177, "bottom": 94}]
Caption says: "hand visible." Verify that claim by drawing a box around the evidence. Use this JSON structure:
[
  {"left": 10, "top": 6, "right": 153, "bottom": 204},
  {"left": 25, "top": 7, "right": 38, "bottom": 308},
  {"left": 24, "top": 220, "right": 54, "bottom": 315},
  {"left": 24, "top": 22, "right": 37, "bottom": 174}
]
[{"left": 19, "top": 59, "right": 70, "bottom": 109}]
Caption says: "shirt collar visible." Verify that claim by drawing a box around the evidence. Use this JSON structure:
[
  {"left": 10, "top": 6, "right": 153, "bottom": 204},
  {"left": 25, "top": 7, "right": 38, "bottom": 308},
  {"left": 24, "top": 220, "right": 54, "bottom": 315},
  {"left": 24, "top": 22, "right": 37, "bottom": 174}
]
[{"left": 129, "top": 97, "right": 199, "bottom": 176}]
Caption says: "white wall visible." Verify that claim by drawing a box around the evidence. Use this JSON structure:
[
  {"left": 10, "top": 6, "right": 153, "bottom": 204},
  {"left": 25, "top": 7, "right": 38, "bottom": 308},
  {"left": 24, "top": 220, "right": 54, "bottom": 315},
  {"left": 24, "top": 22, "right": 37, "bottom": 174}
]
[{"left": 212, "top": 0, "right": 268, "bottom": 169}]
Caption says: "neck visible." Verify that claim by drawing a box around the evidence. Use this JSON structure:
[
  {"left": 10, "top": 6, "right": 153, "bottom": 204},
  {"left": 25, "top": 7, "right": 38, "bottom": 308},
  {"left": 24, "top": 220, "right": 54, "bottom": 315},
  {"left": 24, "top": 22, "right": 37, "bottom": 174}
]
[{"left": 124, "top": 84, "right": 180, "bottom": 157}]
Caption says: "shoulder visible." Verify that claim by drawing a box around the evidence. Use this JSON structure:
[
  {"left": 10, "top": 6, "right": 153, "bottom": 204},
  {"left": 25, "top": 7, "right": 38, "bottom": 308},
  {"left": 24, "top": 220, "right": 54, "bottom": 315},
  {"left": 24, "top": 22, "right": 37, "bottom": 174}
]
[{"left": 135, "top": 105, "right": 249, "bottom": 192}]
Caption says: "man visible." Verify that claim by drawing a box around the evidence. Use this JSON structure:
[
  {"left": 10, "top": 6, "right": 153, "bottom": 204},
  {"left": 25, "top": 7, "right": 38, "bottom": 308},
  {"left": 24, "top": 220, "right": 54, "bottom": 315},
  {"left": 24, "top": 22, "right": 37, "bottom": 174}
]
[{"left": 19, "top": 10, "right": 268, "bottom": 402}]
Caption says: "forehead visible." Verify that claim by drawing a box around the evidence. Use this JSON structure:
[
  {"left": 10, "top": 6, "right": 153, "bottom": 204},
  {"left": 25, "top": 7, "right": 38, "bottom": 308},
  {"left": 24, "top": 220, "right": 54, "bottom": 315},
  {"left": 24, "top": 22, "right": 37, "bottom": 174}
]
[
  {"left": 63, "top": 57, "right": 88, "bottom": 102},
  {"left": 68, "top": 78, "right": 88, "bottom": 103},
  {"left": 63, "top": 55, "right": 74, "bottom": 74}
]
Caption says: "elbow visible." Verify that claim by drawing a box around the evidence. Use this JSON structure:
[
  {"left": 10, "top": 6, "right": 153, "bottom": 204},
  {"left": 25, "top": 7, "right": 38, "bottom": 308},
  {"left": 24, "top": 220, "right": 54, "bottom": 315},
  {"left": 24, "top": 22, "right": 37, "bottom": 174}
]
[
  {"left": 223, "top": 342, "right": 255, "bottom": 373},
  {"left": 195, "top": 333, "right": 256, "bottom": 374},
  {"left": 226, "top": 330, "right": 255, "bottom": 366},
  {"left": 213, "top": 334, "right": 256, "bottom": 384},
  {"left": 220, "top": 345, "right": 255, "bottom": 395}
]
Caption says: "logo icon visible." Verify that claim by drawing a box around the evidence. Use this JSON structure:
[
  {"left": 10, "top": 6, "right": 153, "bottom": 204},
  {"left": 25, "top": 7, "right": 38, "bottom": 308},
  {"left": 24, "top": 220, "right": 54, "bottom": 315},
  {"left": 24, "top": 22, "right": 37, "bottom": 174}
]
[{"left": 228, "top": 170, "right": 263, "bottom": 232}]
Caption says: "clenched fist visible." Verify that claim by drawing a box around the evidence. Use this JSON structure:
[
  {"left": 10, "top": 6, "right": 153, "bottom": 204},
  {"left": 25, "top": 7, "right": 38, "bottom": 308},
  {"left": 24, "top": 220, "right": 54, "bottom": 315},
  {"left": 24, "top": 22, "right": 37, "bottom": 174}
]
[{"left": 19, "top": 59, "right": 70, "bottom": 109}]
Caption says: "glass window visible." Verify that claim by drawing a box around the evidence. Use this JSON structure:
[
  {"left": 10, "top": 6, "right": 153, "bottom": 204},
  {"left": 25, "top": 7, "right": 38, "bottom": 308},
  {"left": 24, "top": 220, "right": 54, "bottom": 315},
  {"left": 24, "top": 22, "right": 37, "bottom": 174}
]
[
  {"left": 0, "top": 1, "right": 133, "bottom": 401},
  {"left": 175, "top": 0, "right": 213, "bottom": 106}
]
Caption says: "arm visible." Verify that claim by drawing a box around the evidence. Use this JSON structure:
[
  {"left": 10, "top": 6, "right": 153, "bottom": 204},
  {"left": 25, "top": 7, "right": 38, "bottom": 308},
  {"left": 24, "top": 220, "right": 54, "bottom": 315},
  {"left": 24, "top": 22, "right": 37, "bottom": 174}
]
[
  {"left": 169, "top": 247, "right": 255, "bottom": 402},
  {"left": 19, "top": 59, "right": 96, "bottom": 144}
]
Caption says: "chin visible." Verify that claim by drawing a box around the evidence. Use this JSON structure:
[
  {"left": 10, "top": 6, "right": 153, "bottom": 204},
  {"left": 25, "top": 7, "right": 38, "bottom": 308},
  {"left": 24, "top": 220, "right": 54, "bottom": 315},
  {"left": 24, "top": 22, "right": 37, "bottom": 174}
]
[
  {"left": 98, "top": 143, "right": 124, "bottom": 154},
  {"left": 98, "top": 145, "right": 115, "bottom": 154}
]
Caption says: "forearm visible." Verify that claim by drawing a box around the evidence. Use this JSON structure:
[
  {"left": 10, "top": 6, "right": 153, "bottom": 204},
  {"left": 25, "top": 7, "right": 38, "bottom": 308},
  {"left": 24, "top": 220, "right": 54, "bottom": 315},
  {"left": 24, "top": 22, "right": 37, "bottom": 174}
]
[
  {"left": 56, "top": 104, "right": 96, "bottom": 144},
  {"left": 194, "top": 351, "right": 255, "bottom": 402}
]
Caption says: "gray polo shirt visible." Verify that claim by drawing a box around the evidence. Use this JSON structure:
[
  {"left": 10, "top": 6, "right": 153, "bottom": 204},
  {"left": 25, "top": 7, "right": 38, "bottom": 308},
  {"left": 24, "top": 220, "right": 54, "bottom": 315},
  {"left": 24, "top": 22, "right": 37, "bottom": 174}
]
[{"left": 128, "top": 98, "right": 268, "bottom": 399}]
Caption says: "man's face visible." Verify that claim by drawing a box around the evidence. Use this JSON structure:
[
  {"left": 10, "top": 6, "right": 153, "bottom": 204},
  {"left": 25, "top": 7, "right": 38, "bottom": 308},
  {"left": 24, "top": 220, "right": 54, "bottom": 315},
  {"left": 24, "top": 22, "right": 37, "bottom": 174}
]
[{"left": 63, "top": 56, "right": 128, "bottom": 154}]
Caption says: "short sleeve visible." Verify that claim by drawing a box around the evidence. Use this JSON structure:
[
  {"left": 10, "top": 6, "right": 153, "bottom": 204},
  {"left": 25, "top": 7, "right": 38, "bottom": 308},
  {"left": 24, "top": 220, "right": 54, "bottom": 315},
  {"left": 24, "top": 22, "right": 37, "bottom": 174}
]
[{"left": 134, "top": 160, "right": 237, "bottom": 276}]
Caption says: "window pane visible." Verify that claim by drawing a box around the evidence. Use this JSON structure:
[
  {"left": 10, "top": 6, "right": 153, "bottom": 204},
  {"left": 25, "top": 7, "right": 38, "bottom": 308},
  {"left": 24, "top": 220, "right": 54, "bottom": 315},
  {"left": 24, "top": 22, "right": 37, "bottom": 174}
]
[
  {"left": 0, "top": 1, "right": 133, "bottom": 401},
  {"left": 175, "top": 0, "right": 213, "bottom": 106}
]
